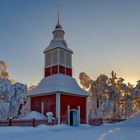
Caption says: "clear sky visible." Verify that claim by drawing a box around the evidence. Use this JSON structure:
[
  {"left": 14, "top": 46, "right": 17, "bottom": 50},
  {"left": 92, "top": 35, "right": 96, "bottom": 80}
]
[{"left": 0, "top": 0, "right": 140, "bottom": 86}]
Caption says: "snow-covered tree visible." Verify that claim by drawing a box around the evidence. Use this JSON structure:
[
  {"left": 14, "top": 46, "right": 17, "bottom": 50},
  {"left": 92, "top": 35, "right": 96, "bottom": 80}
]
[
  {"left": 0, "top": 60, "right": 16, "bottom": 83},
  {"left": 0, "top": 60, "right": 9, "bottom": 78},
  {"left": 0, "top": 60, "right": 27, "bottom": 120},
  {"left": 79, "top": 71, "right": 140, "bottom": 120},
  {"left": 132, "top": 81, "right": 140, "bottom": 114},
  {"left": 28, "top": 84, "right": 36, "bottom": 91},
  {"left": 0, "top": 77, "right": 27, "bottom": 120}
]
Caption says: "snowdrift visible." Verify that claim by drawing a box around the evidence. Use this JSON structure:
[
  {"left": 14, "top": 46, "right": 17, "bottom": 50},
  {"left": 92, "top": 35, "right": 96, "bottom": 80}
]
[{"left": 17, "top": 111, "right": 47, "bottom": 120}]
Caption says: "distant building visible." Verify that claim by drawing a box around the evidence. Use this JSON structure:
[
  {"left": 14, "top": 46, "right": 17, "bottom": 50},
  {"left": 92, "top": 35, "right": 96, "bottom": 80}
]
[{"left": 28, "top": 17, "right": 89, "bottom": 126}]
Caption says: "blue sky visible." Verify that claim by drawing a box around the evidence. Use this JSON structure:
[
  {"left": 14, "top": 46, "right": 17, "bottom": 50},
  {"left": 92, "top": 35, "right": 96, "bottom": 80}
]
[{"left": 0, "top": 0, "right": 140, "bottom": 86}]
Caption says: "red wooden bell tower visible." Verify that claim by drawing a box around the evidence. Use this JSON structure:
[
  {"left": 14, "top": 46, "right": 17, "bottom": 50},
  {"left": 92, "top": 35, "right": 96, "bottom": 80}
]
[{"left": 44, "top": 22, "right": 73, "bottom": 77}]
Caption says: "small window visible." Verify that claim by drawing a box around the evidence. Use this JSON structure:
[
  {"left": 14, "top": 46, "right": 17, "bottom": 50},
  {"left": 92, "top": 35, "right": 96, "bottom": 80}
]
[
  {"left": 60, "top": 50, "right": 65, "bottom": 64},
  {"left": 66, "top": 53, "right": 72, "bottom": 67},
  {"left": 45, "top": 53, "right": 51, "bottom": 66},
  {"left": 52, "top": 51, "right": 57, "bottom": 64}
]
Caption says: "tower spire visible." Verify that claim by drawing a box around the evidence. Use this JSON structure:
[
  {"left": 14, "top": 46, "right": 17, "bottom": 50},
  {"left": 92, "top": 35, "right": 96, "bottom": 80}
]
[
  {"left": 53, "top": 0, "right": 65, "bottom": 38},
  {"left": 57, "top": 0, "right": 60, "bottom": 24}
]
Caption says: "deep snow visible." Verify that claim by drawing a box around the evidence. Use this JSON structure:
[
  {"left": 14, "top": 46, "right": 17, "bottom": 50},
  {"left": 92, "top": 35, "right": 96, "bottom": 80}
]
[{"left": 1, "top": 115, "right": 140, "bottom": 140}]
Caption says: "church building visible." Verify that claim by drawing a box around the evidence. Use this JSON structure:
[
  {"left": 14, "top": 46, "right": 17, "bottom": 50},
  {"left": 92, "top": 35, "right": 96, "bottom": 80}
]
[{"left": 28, "top": 15, "right": 89, "bottom": 126}]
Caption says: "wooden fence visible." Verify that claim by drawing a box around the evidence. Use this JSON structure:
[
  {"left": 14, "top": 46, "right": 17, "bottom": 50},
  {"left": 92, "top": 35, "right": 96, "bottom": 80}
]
[
  {"left": 0, "top": 118, "right": 125, "bottom": 127},
  {"left": 89, "top": 118, "right": 125, "bottom": 126},
  {"left": 0, "top": 118, "right": 58, "bottom": 127}
]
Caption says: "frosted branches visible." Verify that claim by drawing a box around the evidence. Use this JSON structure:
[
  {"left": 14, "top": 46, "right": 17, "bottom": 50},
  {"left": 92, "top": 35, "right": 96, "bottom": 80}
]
[{"left": 79, "top": 71, "right": 140, "bottom": 119}]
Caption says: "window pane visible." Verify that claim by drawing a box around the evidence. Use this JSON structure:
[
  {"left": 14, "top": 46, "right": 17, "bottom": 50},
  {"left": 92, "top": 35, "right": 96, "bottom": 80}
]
[
  {"left": 60, "top": 51, "right": 65, "bottom": 64},
  {"left": 66, "top": 53, "right": 71, "bottom": 67},
  {"left": 45, "top": 53, "right": 51, "bottom": 66},
  {"left": 52, "top": 51, "right": 57, "bottom": 64}
]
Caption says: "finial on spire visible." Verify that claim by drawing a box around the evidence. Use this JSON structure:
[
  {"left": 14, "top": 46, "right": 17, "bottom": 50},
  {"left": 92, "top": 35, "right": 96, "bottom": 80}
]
[
  {"left": 53, "top": 0, "right": 65, "bottom": 38},
  {"left": 57, "top": 0, "right": 60, "bottom": 24},
  {"left": 55, "top": 0, "right": 62, "bottom": 29}
]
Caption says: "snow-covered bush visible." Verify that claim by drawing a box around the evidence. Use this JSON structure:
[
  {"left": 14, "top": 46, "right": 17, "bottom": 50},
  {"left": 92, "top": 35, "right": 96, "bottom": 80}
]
[{"left": 17, "top": 111, "right": 47, "bottom": 120}]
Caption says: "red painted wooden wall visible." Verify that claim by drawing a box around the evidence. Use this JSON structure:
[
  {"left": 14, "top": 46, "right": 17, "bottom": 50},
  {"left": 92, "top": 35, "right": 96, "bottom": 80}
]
[
  {"left": 60, "top": 94, "right": 86, "bottom": 124},
  {"left": 66, "top": 68, "right": 72, "bottom": 76},
  {"left": 44, "top": 66, "right": 72, "bottom": 77},
  {"left": 31, "top": 94, "right": 56, "bottom": 117},
  {"left": 52, "top": 66, "right": 58, "bottom": 74},
  {"left": 59, "top": 66, "right": 65, "bottom": 74},
  {"left": 44, "top": 67, "right": 51, "bottom": 77}
]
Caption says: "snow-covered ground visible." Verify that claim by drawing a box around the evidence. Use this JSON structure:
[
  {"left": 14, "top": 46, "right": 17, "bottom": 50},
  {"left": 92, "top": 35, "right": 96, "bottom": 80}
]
[{"left": 1, "top": 115, "right": 140, "bottom": 140}]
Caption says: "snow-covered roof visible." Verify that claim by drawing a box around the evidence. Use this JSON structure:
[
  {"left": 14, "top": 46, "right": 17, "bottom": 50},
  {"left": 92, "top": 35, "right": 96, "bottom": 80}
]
[
  {"left": 44, "top": 38, "right": 73, "bottom": 53},
  {"left": 28, "top": 74, "right": 89, "bottom": 97}
]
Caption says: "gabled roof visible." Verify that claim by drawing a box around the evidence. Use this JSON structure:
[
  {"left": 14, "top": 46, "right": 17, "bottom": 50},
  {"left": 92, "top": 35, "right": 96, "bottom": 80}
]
[
  {"left": 44, "top": 38, "right": 73, "bottom": 53},
  {"left": 28, "top": 74, "right": 89, "bottom": 97}
]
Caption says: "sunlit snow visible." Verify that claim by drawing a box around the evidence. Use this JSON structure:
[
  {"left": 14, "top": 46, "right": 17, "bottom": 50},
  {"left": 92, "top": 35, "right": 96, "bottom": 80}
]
[{"left": 0, "top": 114, "right": 140, "bottom": 140}]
